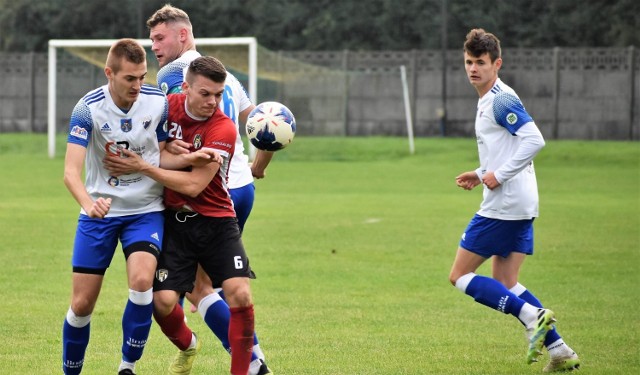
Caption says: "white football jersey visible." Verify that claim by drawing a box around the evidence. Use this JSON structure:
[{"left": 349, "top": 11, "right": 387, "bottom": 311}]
[
  {"left": 67, "top": 84, "right": 168, "bottom": 217},
  {"left": 474, "top": 78, "right": 545, "bottom": 220},
  {"left": 156, "top": 50, "right": 254, "bottom": 189}
]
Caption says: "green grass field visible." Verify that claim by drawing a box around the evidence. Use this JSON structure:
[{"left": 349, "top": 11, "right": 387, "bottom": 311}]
[{"left": 0, "top": 134, "right": 638, "bottom": 374}]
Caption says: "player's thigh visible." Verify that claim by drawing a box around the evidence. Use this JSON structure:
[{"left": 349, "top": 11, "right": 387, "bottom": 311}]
[
  {"left": 492, "top": 252, "right": 528, "bottom": 288},
  {"left": 449, "top": 247, "right": 487, "bottom": 284},
  {"left": 154, "top": 211, "right": 199, "bottom": 295},
  {"left": 70, "top": 272, "right": 104, "bottom": 315},
  {"left": 119, "top": 211, "right": 164, "bottom": 260},
  {"left": 198, "top": 217, "right": 254, "bottom": 289}
]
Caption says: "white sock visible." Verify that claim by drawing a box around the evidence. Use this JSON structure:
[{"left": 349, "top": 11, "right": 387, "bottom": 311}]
[
  {"left": 547, "top": 338, "right": 574, "bottom": 357},
  {"left": 253, "top": 344, "right": 265, "bottom": 361},
  {"left": 518, "top": 303, "right": 541, "bottom": 328},
  {"left": 66, "top": 307, "right": 91, "bottom": 328},
  {"left": 118, "top": 360, "right": 135, "bottom": 372},
  {"left": 249, "top": 358, "right": 263, "bottom": 375},
  {"left": 188, "top": 333, "right": 197, "bottom": 350}
]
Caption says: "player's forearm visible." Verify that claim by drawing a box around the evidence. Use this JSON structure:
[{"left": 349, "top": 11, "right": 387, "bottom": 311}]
[
  {"left": 159, "top": 149, "right": 191, "bottom": 170},
  {"left": 63, "top": 172, "right": 94, "bottom": 212},
  {"left": 251, "top": 149, "right": 274, "bottom": 177},
  {"left": 495, "top": 123, "right": 545, "bottom": 183},
  {"left": 139, "top": 164, "right": 209, "bottom": 198}
]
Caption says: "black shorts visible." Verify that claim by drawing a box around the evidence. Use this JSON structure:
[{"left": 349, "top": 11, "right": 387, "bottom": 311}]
[{"left": 154, "top": 210, "right": 255, "bottom": 293}]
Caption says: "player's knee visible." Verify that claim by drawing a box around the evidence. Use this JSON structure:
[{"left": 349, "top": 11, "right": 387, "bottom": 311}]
[
  {"left": 222, "top": 280, "right": 252, "bottom": 308},
  {"left": 128, "top": 272, "right": 155, "bottom": 291},
  {"left": 153, "top": 290, "right": 179, "bottom": 316},
  {"left": 71, "top": 297, "right": 96, "bottom": 316}
]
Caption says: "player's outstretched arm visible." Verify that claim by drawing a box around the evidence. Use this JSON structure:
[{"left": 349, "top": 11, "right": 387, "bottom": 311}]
[
  {"left": 250, "top": 149, "right": 274, "bottom": 179},
  {"left": 106, "top": 148, "right": 219, "bottom": 197}
]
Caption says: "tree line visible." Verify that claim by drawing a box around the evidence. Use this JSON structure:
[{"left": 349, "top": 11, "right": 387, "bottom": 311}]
[{"left": 0, "top": 0, "right": 637, "bottom": 52}]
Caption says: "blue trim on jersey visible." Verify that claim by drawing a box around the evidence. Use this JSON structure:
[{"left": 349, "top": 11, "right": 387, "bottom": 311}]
[
  {"left": 156, "top": 99, "right": 169, "bottom": 143},
  {"left": 222, "top": 85, "right": 238, "bottom": 123},
  {"left": 67, "top": 100, "right": 93, "bottom": 147},
  {"left": 140, "top": 84, "right": 166, "bottom": 97},
  {"left": 492, "top": 91, "right": 533, "bottom": 135},
  {"left": 460, "top": 214, "right": 534, "bottom": 258},
  {"left": 84, "top": 88, "right": 105, "bottom": 106}
]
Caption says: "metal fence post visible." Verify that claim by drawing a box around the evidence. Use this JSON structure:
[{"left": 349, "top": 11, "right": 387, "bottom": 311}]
[
  {"left": 628, "top": 46, "right": 636, "bottom": 140},
  {"left": 552, "top": 47, "right": 560, "bottom": 139}
]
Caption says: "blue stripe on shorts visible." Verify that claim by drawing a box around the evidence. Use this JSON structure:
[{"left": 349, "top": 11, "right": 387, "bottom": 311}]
[{"left": 459, "top": 214, "right": 534, "bottom": 258}]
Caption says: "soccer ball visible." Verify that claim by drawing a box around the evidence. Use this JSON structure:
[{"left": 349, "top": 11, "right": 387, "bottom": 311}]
[{"left": 245, "top": 101, "right": 296, "bottom": 151}]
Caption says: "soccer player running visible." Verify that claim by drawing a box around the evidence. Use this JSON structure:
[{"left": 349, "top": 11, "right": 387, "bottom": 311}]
[
  {"left": 105, "top": 56, "right": 257, "bottom": 375},
  {"left": 145, "top": 5, "right": 272, "bottom": 375},
  {"left": 448, "top": 29, "right": 580, "bottom": 372},
  {"left": 61, "top": 38, "right": 167, "bottom": 375}
]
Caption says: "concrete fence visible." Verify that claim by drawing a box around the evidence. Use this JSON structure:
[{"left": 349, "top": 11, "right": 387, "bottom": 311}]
[{"left": 0, "top": 47, "right": 638, "bottom": 140}]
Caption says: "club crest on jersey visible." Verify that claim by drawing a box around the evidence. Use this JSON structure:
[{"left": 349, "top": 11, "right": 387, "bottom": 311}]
[
  {"left": 142, "top": 116, "right": 152, "bottom": 130},
  {"left": 193, "top": 134, "right": 202, "bottom": 149},
  {"left": 506, "top": 113, "right": 518, "bottom": 125},
  {"left": 120, "top": 119, "right": 133, "bottom": 132}
]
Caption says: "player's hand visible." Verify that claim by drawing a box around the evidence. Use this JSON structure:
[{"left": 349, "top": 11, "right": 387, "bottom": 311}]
[
  {"left": 166, "top": 140, "right": 191, "bottom": 155},
  {"left": 86, "top": 197, "right": 111, "bottom": 219},
  {"left": 103, "top": 149, "right": 146, "bottom": 176},
  {"left": 250, "top": 163, "right": 267, "bottom": 179},
  {"left": 186, "top": 147, "right": 223, "bottom": 167},
  {"left": 455, "top": 171, "right": 481, "bottom": 190},
  {"left": 481, "top": 171, "right": 501, "bottom": 190}
]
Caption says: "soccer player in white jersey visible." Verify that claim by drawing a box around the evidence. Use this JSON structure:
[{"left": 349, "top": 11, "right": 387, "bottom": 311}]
[
  {"left": 448, "top": 29, "right": 580, "bottom": 372},
  {"left": 146, "top": 5, "right": 273, "bottom": 375},
  {"left": 61, "top": 39, "right": 166, "bottom": 375}
]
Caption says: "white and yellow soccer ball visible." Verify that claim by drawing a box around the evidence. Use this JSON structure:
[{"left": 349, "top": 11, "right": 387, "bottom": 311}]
[{"left": 245, "top": 101, "right": 296, "bottom": 151}]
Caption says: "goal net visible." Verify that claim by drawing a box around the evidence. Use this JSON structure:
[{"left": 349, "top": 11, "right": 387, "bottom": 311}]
[{"left": 47, "top": 37, "right": 257, "bottom": 158}]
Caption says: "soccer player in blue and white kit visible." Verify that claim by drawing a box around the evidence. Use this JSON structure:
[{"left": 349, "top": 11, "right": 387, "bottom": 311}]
[
  {"left": 146, "top": 5, "right": 273, "bottom": 375},
  {"left": 448, "top": 29, "right": 580, "bottom": 372},
  {"left": 61, "top": 39, "right": 167, "bottom": 375}
]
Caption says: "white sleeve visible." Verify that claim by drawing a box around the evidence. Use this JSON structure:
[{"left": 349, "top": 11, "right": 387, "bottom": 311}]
[{"left": 494, "top": 122, "right": 545, "bottom": 183}]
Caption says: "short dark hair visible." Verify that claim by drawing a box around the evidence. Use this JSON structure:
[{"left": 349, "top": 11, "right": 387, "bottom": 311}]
[
  {"left": 186, "top": 56, "right": 227, "bottom": 85},
  {"left": 106, "top": 38, "right": 146, "bottom": 73},
  {"left": 463, "top": 28, "right": 501, "bottom": 62},
  {"left": 146, "top": 4, "right": 191, "bottom": 29}
]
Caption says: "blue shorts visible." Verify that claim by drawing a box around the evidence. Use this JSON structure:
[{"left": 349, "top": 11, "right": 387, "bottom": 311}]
[
  {"left": 71, "top": 211, "right": 164, "bottom": 274},
  {"left": 229, "top": 182, "right": 255, "bottom": 232},
  {"left": 459, "top": 214, "right": 534, "bottom": 258}
]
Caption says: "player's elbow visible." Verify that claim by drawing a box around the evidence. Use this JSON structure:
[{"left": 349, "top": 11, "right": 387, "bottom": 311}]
[{"left": 182, "top": 182, "right": 207, "bottom": 198}]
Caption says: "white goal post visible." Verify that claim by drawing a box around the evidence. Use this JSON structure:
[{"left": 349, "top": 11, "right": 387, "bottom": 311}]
[{"left": 48, "top": 37, "right": 258, "bottom": 158}]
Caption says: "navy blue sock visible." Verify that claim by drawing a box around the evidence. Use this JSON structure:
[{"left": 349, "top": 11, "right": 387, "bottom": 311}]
[
  {"left": 121, "top": 298, "right": 153, "bottom": 362},
  {"left": 62, "top": 318, "right": 90, "bottom": 375},
  {"left": 465, "top": 275, "right": 526, "bottom": 316}
]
